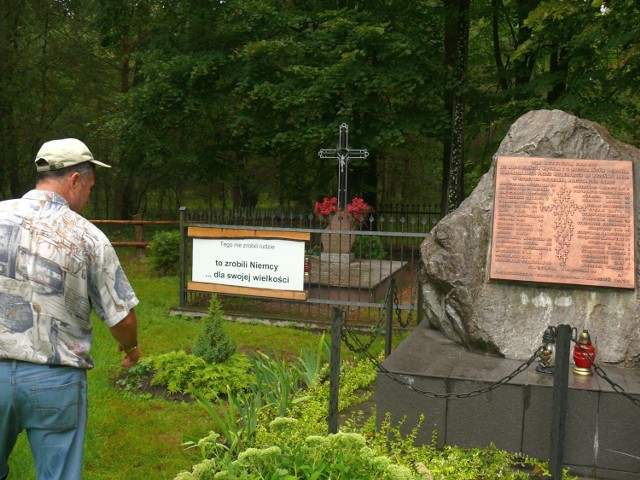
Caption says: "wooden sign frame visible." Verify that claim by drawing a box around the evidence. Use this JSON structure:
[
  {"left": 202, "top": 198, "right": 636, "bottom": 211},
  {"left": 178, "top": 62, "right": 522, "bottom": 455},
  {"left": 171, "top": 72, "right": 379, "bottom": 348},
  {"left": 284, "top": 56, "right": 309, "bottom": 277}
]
[{"left": 188, "top": 227, "right": 311, "bottom": 301}]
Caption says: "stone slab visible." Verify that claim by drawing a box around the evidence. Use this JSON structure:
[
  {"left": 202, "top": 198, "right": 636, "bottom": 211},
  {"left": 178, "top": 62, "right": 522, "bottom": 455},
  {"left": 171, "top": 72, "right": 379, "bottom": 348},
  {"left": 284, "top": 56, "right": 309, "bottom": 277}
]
[
  {"left": 446, "top": 381, "right": 523, "bottom": 451},
  {"left": 449, "top": 348, "right": 529, "bottom": 385},
  {"left": 522, "top": 384, "right": 553, "bottom": 461},
  {"left": 381, "top": 325, "right": 461, "bottom": 378},
  {"left": 375, "top": 373, "right": 448, "bottom": 449},
  {"left": 564, "top": 388, "right": 599, "bottom": 467},
  {"left": 307, "top": 256, "right": 408, "bottom": 303},
  {"left": 320, "top": 252, "right": 354, "bottom": 263},
  {"left": 309, "top": 256, "right": 408, "bottom": 289},
  {"left": 597, "top": 391, "right": 640, "bottom": 472},
  {"left": 591, "top": 468, "right": 640, "bottom": 480}
]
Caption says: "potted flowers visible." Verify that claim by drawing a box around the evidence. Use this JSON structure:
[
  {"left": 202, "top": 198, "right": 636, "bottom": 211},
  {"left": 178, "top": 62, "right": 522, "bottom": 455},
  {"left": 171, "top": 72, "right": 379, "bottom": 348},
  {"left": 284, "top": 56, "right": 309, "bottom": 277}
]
[
  {"left": 346, "top": 197, "right": 372, "bottom": 223},
  {"left": 314, "top": 196, "right": 372, "bottom": 224},
  {"left": 316, "top": 197, "right": 372, "bottom": 261},
  {"left": 314, "top": 197, "right": 338, "bottom": 223}
]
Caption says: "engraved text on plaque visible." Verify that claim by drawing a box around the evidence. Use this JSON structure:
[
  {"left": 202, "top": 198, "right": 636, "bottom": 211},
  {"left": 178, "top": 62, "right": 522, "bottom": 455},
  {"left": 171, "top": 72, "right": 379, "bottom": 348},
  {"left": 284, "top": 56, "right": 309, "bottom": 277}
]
[{"left": 490, "top": 156, "right": 635, "bottom": 289}]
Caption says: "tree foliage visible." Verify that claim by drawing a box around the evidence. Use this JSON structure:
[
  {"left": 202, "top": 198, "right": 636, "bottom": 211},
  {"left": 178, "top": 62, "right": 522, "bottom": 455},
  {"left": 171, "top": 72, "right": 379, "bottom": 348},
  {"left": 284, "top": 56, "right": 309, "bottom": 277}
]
[{"left": 0, "top": 0, "right": 638, "bottom": 215}]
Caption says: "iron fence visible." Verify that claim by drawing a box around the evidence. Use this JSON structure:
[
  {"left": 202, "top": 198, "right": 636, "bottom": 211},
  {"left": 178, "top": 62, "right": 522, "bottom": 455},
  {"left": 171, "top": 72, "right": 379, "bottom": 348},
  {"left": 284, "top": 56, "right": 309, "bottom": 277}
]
[
  {"left": 176, "top": 207, "right": 438, "bottom": 327},
  {"left": 184, "top": 205, "right": 440, "bottom": 234}
]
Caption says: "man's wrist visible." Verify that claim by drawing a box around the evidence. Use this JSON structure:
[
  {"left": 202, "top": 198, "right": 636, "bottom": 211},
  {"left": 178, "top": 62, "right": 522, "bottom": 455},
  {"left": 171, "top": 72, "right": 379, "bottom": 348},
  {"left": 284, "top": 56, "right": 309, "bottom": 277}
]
[{"left": 124, "top": 344, "right": 139, "bottom": 354}]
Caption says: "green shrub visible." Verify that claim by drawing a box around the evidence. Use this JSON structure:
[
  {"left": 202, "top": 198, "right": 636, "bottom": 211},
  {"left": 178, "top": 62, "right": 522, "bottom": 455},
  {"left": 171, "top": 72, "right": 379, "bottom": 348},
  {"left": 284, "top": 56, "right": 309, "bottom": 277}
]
[
  {"left": 148, "top": 230, "right": 181, "bottom": 275},
  {"left": 251, "top": 351, "right": 303, "bottom": 417},
  {"left": 193, "top": 295, "right": 237, "bottom": 364},
  {"left": 146, "top": 351, "right": 252, "bottom": 400},
  {"left": 180, "top": 422, "right": 420, "bottom": 480},
  {"left": 114, "top": 362, "right": 153, "bottom": 400},
  {"left": 233, "top": 430, "right": 420, "bottom": 479},
  {"left": 351, "top": 235, "right": 386, "bottom": 259}
]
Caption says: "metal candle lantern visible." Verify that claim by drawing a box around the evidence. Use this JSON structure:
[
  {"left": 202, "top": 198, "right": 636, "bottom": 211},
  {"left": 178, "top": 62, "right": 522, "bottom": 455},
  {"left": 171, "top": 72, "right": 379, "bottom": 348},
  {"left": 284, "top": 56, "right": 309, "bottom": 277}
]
[
  {"left": 572, "top": 329, "right": 596, "bottom": 376},
  {"left": 536, "top": 325, "right": 557, "bottom": 374}
]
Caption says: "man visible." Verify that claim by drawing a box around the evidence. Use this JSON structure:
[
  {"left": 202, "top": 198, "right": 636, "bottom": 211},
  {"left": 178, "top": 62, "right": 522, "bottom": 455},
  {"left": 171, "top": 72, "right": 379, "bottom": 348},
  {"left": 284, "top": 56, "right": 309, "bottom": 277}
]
[{"left": 0, "top": 138, "right": 141, "bottom": 480}]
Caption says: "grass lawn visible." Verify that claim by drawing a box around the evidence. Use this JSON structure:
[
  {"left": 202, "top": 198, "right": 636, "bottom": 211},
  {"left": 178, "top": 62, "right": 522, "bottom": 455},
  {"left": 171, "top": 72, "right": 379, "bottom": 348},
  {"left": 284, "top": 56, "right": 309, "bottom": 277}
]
[{"left": 7, "top": 252, "right": 330, "bottom": 480}]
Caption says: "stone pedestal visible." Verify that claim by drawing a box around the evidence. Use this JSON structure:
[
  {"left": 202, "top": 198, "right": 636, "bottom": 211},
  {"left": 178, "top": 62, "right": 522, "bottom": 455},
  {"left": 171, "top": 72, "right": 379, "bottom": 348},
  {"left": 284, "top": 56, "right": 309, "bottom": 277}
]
[
  {"left": 320, "top": 213, "right": 355, "bottom": 263},
  {"left": 376, "top": 325, "right": 640, "bottom": 479}
]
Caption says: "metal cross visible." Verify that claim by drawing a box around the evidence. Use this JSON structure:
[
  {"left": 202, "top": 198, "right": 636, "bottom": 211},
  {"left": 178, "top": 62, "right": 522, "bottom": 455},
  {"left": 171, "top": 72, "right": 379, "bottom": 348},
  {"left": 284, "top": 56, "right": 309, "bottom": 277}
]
[{"left": 318, "top": 123, "right": 369, "bottom": 210}]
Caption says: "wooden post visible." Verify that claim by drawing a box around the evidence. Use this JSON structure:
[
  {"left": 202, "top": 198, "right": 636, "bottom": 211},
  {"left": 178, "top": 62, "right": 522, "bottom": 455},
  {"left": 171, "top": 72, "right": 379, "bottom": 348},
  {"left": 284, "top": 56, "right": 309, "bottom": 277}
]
[
  {"left": 179, "top": 207, "right": 187, "bottom": 308},
  {"left": 132, "top": 213, "right": 144, "bottom": 258}
]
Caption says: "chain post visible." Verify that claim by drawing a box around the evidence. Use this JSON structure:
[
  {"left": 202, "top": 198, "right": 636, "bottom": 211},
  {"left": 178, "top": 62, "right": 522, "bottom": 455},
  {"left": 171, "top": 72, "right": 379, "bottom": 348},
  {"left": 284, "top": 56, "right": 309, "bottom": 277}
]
[
  {"left": 550, "top": 324, "right": 571, "bottom": 480},
  {"left": 328, "top": 306, "right": 342, "bottom": 434},
  {"left": 385, "top": 278, "right": 396, "bottom": 357},
  {"left": 417, "top": 278, "right": 424, "bottom": 324}
]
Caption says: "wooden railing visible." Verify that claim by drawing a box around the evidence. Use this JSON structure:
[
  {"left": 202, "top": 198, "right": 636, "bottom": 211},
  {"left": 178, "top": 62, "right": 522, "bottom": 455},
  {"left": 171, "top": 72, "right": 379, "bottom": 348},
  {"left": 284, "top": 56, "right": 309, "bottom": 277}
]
[{"left": 90, "top": 214, "right": 178, "bottom": 256}]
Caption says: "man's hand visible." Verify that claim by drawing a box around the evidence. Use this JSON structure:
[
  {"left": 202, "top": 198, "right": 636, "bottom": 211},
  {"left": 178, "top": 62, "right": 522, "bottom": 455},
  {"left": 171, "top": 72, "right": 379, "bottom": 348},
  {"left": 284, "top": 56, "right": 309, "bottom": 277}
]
[
  {"left": 110, "top": 309, "right": 140, "bottom": 368},
  {"left": 119, "top": 343, "right": 141, "bottom": 368}
]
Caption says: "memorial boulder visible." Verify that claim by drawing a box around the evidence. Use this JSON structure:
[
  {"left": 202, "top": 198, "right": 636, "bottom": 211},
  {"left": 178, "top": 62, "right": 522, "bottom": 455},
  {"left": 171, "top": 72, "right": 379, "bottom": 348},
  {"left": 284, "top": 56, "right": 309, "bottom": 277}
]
[{"left": 419, "top": 109, "right": 640, "bottom": 366}]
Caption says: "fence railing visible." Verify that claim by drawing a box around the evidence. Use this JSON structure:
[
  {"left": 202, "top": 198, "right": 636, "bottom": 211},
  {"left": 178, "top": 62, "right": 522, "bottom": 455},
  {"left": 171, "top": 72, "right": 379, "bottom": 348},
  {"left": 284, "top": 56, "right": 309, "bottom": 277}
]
[
  {"left": 91, "top": 205, "right": 440, "bottom": 251},
  {"left": 185, "top": 206, "right": 440, "bottom": 234},
  {"left": 89, "top": 214, "right": 179, "bottom": 256}
]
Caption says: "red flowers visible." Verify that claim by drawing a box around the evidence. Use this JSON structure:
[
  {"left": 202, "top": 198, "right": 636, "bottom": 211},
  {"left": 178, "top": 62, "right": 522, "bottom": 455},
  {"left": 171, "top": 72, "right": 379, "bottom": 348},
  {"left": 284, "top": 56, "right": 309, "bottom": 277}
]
[
  {"left": 346, "top": 197, "right": 371, "bottom": 221},
  {"left": 314, "top": 196, "right": 371, "bottom": 222},
  {"left": 314, "top": 197, "right": 338, "bottom": 219}
]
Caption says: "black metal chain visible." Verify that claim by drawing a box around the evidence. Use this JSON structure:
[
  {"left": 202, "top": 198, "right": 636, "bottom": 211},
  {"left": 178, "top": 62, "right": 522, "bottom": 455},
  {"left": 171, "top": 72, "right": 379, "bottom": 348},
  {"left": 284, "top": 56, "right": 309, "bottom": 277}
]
[
  {"left": 341, "top": 316, "right": 546, "bottom": 399},
  {"left": 340, "top": 282, "right": 411, "bottom": 354},
  {"left": 340, "top": 299, "right": 542, "bottom": 398},
  {"left": 394, "top": 286, "right": 410, "bottom": 328},
  {"left": 341, "top": 307, "right": 386, "bottom": 354},
  {"left": 572, "top": 338, "right": 640, "bottom": 408},
  {"left": 375, "top": 345, "right": 545, "bottom": 399},
  {"left": 341, "top": 317, "right": 640, "bottom": 405}
]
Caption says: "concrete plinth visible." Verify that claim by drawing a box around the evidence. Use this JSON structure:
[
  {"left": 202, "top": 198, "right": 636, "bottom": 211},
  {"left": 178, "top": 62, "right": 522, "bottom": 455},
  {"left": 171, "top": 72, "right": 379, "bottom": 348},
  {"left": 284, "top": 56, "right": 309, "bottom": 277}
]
[
  {"left": 376, "top": 324, "right": 640, "bottom": 479},
  {"left": 320, "top": 252, "right": 355, "bottom": 263},
  {"left": 308, "top": 256, "right": 408, "bottom": 303}
]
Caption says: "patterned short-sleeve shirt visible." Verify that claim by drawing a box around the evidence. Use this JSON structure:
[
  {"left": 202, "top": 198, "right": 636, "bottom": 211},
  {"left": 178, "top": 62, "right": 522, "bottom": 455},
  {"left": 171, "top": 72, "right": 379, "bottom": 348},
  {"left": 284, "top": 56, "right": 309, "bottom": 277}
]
[{"left": 0, "top": 190, "right": 139, "bottom": 368}]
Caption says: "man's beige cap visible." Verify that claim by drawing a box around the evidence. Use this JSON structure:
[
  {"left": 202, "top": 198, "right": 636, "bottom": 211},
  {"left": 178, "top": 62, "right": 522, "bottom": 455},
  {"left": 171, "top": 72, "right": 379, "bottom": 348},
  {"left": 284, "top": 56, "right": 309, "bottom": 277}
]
[{"left": 35, "top": 138, "right": 111, "bottom": 172}]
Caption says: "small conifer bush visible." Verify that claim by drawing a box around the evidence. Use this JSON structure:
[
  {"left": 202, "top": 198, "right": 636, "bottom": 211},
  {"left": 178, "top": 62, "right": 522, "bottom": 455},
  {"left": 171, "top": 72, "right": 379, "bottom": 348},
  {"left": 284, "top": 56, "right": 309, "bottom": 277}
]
[
  {"left": 193, "top": 294, "right": 237, "bottom": 364},
  {"left": 351, "top": 235, "right": 386, "bottom": 260}
]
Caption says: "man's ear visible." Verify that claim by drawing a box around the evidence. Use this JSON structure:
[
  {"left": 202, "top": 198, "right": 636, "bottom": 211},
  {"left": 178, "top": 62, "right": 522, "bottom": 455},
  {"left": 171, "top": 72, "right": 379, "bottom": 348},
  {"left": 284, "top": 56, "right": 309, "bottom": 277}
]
[{"left": 69, "top": 171, "right": 82, "bottom": 187}]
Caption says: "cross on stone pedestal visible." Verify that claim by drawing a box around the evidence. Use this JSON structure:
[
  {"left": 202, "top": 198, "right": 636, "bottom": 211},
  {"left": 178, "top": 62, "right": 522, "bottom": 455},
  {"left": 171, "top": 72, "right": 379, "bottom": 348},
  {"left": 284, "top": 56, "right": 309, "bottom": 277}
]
[{"left": 318, "top": 123, "right": 369, "bottom": 210}]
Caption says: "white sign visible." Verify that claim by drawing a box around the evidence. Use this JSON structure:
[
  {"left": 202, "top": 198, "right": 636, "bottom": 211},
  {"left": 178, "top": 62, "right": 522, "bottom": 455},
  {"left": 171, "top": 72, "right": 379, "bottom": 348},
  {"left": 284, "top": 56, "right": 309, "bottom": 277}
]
[{"left": 192, "top": 237, "right": 305, "bottom": 291}]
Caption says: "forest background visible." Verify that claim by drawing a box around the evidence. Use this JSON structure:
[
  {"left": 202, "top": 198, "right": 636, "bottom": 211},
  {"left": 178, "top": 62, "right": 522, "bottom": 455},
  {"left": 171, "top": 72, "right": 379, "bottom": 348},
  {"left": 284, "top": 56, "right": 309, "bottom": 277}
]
[{"left": 1, "top": 0, "right": 638, "bottom": 220}]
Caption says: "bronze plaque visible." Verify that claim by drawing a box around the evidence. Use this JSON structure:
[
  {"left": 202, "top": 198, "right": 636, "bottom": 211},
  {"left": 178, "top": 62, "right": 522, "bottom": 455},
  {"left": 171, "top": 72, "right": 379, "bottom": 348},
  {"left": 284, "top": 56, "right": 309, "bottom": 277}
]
[{"left": 490, "top": 156, "right": 635, "bottom": 289}]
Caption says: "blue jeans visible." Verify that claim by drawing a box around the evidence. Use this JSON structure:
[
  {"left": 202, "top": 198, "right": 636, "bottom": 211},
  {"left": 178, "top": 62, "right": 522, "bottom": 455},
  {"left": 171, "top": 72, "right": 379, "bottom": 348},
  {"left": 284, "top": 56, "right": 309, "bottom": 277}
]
[{"left": 0, "top": 360, "right": 87, "bottom": 480}]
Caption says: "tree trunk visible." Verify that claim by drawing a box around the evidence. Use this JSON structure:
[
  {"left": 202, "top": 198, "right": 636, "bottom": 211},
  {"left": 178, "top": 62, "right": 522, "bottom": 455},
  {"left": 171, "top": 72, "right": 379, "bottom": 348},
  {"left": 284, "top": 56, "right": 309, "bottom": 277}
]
[
  {"left": 547, "top": 47, "right": 569, "bottom": 104},
  {"left": 514, "top": 0, "right": 539, "bottom": 86},
  {"left": 492, "top": 0, "right": 509, "bottom": 91},
  {"left": 441, "top": 0, "right": 457, "bottom": 213},
  {"left": 0, "top": 1, "right": 23, "bottom": 197},
  {"left": 442, "top": 0, "right": 470, "bottom": 215}
]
